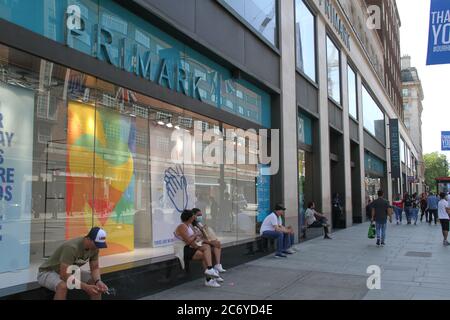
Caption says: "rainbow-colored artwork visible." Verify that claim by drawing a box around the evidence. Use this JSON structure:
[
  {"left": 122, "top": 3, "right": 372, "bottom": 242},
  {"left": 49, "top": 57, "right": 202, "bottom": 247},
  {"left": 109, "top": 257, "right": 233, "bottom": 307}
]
[{"left": 66, "top": 101, "right": 136, "bottom": 256}]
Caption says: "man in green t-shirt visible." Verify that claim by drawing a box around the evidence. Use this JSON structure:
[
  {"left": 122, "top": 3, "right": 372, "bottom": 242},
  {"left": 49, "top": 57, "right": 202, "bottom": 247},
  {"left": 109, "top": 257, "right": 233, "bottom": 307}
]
[{"left": 37, "top": 227, "right": 109, "bottom": 300}]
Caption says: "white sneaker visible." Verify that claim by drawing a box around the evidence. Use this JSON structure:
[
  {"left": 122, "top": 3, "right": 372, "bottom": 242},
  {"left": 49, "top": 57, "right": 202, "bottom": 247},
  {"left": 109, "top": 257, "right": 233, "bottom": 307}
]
[
  {"left": 215, "top": 276, "right": 224, "bottom": 283},
  {"left": 286, "top": 248, "right": 296, "bottom": 254},
  {"left": 205, "top": 279, "right": 221, "bottom": 288},
  {"left": 214, "top": 264, "right": 227, "bottom": 273},
  {"left": 204, "top": 268, "right": 220, "bottom": 278}
]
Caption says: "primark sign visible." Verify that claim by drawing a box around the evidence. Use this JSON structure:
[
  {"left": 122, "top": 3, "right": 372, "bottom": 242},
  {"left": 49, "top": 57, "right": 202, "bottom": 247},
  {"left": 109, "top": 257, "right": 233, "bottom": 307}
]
[
  {"left": 322, "top": 0, "right": 351, "bottom": 50},
  {"left": 64, "top": 4, "right": 268, "bottom": 125},
  {"left": 66, "top": 7, "right": 212, "bottom": 103}
]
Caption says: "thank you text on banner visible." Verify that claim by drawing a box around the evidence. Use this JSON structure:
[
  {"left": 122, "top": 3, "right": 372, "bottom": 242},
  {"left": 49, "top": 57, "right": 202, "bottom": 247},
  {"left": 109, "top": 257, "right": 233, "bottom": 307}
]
[
  {"left": 427, "top": 0, "right": 450, "bottom": 65},
  {"left": 442, "top": 131, "right": 450, "bottom": 151}
]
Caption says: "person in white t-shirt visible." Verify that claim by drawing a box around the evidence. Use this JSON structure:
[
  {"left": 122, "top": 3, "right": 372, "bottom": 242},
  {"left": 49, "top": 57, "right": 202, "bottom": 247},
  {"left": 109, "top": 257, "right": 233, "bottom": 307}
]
[
  {"left": 304, "top": 202, "right": 332, "bottom": 239},
  {"left": 437, "top": 192, "right": 450, "bottom": 246},
  {"left": 260, "top": 204, "right": 295, "bottom": 258}
]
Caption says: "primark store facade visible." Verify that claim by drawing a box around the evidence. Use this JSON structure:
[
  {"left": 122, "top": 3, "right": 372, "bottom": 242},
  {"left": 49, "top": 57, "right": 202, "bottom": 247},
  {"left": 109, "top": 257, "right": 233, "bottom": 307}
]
[{"left": 0, "top": 0, "right": 421, "bottom": 299}]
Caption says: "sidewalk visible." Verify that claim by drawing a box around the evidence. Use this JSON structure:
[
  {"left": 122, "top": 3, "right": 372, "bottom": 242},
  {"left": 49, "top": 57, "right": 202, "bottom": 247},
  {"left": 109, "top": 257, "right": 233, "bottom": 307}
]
[{"left": 142, "top": 220, "right": 450, "bottom": 300}]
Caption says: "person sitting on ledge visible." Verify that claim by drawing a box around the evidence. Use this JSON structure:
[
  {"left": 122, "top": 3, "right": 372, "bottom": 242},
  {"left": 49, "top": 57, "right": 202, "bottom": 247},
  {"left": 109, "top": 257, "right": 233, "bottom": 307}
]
[
  {"left": 37, "top": 227, "right": 109, "bottom": 300},
  {"left": 260, "top": 204, "right": 296, "bottom": 258},
  {"left": 174, "top": 209, "right": 223, "bottom": 288},
  {"left": 304, "top": 202, "right": 332, "bottom": 240},
  {"left": 192, "top": 208, "right": 226, "bottom": 274}
]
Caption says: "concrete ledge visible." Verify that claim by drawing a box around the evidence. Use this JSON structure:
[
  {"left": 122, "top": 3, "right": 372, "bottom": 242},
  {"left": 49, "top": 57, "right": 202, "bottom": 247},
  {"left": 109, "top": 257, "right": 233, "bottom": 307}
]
[{"left": 0, "top": 238, "right": 274, "bottom": 300}]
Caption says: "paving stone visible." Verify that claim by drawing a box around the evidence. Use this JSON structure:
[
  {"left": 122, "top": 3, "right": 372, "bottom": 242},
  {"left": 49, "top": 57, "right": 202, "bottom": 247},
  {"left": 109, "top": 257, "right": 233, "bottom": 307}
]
[{"left": 143, "top": 222, "right": 450, "bottom": 300}]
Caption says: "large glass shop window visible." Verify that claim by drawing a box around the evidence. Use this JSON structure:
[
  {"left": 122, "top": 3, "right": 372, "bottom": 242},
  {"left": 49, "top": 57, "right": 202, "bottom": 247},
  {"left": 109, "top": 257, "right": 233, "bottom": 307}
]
[
  {"left": 362, "top": 86, "right": 385, "bottom": 143},
  {"left": 0, "top": 44, "right": 269, "bottom": 291}
]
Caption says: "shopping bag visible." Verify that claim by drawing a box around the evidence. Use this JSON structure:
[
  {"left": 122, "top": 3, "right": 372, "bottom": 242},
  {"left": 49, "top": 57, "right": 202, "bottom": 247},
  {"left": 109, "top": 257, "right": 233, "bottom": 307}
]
[{"left": 368, "top": 223, "right": 376, "bottom": 239}]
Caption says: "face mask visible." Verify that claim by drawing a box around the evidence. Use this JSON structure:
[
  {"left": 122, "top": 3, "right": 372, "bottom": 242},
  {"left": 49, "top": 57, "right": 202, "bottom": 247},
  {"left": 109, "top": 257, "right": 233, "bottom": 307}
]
[{"left": 196, "top": 216, "right": 203, "bottom": 224}]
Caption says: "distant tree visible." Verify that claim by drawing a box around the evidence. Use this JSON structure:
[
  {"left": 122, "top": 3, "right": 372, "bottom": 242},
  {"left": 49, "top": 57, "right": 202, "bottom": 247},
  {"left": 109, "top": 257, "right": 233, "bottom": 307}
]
[{"left": 424, "top": 152, "right": 449, "bottom": 193}]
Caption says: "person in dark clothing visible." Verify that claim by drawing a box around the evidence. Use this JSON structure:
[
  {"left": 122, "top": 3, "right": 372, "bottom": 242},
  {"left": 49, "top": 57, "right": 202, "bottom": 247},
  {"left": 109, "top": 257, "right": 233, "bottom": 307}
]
[
  {"left": 403, "top": 193, "right": 413, "bottom": 224},
  {"left": 332, "top": 193, "right": 344, "bottom": 228},
  {"left": 371, "top": 190, "right": 393, "bottom": 247},
  {"left": 366, "top": 199, "right": 374, "bottom": 221},
  {"left": 420, "top": 193, "right": 428, "bottom": 223}
]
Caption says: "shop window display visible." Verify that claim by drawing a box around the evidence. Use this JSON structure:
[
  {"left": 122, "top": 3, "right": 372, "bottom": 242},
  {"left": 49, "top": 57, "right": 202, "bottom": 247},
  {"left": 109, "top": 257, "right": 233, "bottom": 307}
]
[{"left": 0, "top": 44, "right": 269, "bottom": 291}]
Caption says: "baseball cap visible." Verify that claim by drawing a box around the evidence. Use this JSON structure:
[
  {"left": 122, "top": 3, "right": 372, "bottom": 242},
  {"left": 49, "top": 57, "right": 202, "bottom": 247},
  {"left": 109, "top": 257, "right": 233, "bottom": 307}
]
[
  {"left": 87, "top": 227, "right": 108, "bottom": 249},
  {"left": 275, "top": 203, "right": 286, "bottom": 211}
]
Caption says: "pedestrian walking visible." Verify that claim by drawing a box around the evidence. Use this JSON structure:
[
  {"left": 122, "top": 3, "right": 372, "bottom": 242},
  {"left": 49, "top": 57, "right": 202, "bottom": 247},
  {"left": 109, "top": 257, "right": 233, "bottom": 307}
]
[
  {"left": 370, "top": 190, "right": 393, "bottom": 247},
  {"left": 411, "top": 193, "right": 419, "bottom": 225},
  {"left": 420, "top": 193, "right": 428, "bottom": 223},
  {"left": 392, "top": 194, "right": 403, "bottom": 225},
  {"left": 427, "top": 192, "right": 439, "bottom": 225},
  {"left": 437, "top": 192, "right": 450, "bottom": 246},
  {"left": 403, "top": 193, "right": 412, "bottom": 225}
]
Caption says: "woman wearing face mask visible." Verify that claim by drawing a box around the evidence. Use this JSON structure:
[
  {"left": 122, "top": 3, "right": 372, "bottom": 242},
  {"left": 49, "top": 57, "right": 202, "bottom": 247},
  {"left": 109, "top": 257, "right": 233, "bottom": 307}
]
[
  {"left": 174, "top": 209, "right": 222, "bottom": 287},
  {"left": 192, "top": 208, "right": 226, "bottom": 274}
]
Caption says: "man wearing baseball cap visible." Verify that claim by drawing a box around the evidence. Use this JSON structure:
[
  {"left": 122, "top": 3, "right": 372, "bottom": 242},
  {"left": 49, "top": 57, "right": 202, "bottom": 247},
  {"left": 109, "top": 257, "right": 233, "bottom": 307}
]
[{"left": 37, "top": 227, "right": 109, "bottom": 300}]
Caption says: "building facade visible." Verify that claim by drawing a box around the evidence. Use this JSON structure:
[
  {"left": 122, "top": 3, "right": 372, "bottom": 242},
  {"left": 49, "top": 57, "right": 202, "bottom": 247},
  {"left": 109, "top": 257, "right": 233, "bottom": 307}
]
[
  {"left": 365, "top": 0, "right": 403, "bottom": 121},
  {"left": 401, "top": 55, "right": 425, "bottom": 194},
  {"left": 0, "top": 0, "right": 423, "bottom": 298}
]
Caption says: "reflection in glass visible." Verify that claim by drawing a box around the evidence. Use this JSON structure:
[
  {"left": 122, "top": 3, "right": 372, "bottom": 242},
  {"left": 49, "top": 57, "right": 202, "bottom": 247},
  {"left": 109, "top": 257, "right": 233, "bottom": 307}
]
[
  {"left": 298, "top": 150, "right": 306, "bottom": 228},
  {"left": 223, "top": 0, "right": 278, "bottom": 46},
  {"left": 348, "top": 65, "right": 358, "bottom": 119},
  {"left": 0, "top": 43, "right": 269, "bottom": 291},
  {"left": 362, "top": 86, "right": 385, "bottom": 142},
  {"left": 400, "top": 138, "right": 405, "bottom": 163},
  {"left": 295, "top": 0, "right": 316, "bottom": 82},
  {"left": 327, "top": 37, "right": 341, "bottom": 103}
]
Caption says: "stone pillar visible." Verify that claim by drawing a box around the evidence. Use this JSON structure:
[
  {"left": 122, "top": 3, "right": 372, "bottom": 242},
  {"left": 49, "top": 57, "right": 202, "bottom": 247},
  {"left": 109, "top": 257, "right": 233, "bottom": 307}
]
[
  {"left": 357, "top": 74, "right": 367, "bottom": 221},
  {"left": 316, "top": 18, "right": 332, "bottom": 218},
  {"left": 340, "top": 53, "right": 353, "bottom": 227},
  {"left": 279, "top": 0, "right": 299, "bottom": 237}
]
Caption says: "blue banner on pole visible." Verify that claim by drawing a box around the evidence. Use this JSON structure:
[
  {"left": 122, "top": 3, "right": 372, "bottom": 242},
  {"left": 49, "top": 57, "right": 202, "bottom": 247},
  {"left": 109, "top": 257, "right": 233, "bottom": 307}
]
[
  {"left": 427, "top": 0, "right": 450, "bottom": 65},
  {"left": 442, "top": 131, "right": 450, "bottom": 151}
]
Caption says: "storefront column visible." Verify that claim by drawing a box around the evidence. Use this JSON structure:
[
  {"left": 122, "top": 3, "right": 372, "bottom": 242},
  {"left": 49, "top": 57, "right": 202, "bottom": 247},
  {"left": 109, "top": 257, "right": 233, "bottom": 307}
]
[
  {"left": 357, "top": 73, "right": 367, "bottom": 221},
  {"left": 340, "top": 53, "right": 353, "bottom": 228},
  {"left": 316, "top": 18, "right": 331, "bottom": 218},
  {"left": 279, "top": 0, "right": 299, "bottom": 236}
]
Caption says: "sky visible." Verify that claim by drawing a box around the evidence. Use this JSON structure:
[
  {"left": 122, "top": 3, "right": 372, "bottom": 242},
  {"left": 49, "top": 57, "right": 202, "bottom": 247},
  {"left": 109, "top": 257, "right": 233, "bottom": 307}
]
[{"left": 396, "top": 0, "right": 450, "bottom": 156}]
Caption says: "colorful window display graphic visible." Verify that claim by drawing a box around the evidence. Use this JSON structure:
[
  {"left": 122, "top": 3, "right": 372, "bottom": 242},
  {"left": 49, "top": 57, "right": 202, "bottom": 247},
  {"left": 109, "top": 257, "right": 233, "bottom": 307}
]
[{"left": 66, "top": 101, "right": 136, "bottom": 256}]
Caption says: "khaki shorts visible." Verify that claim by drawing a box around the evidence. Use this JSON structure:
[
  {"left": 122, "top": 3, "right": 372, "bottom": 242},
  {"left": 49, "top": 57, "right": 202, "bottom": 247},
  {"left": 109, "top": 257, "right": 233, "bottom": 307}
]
[{"left": 37, "top": 270, "right": 92, "bottom": 292}]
